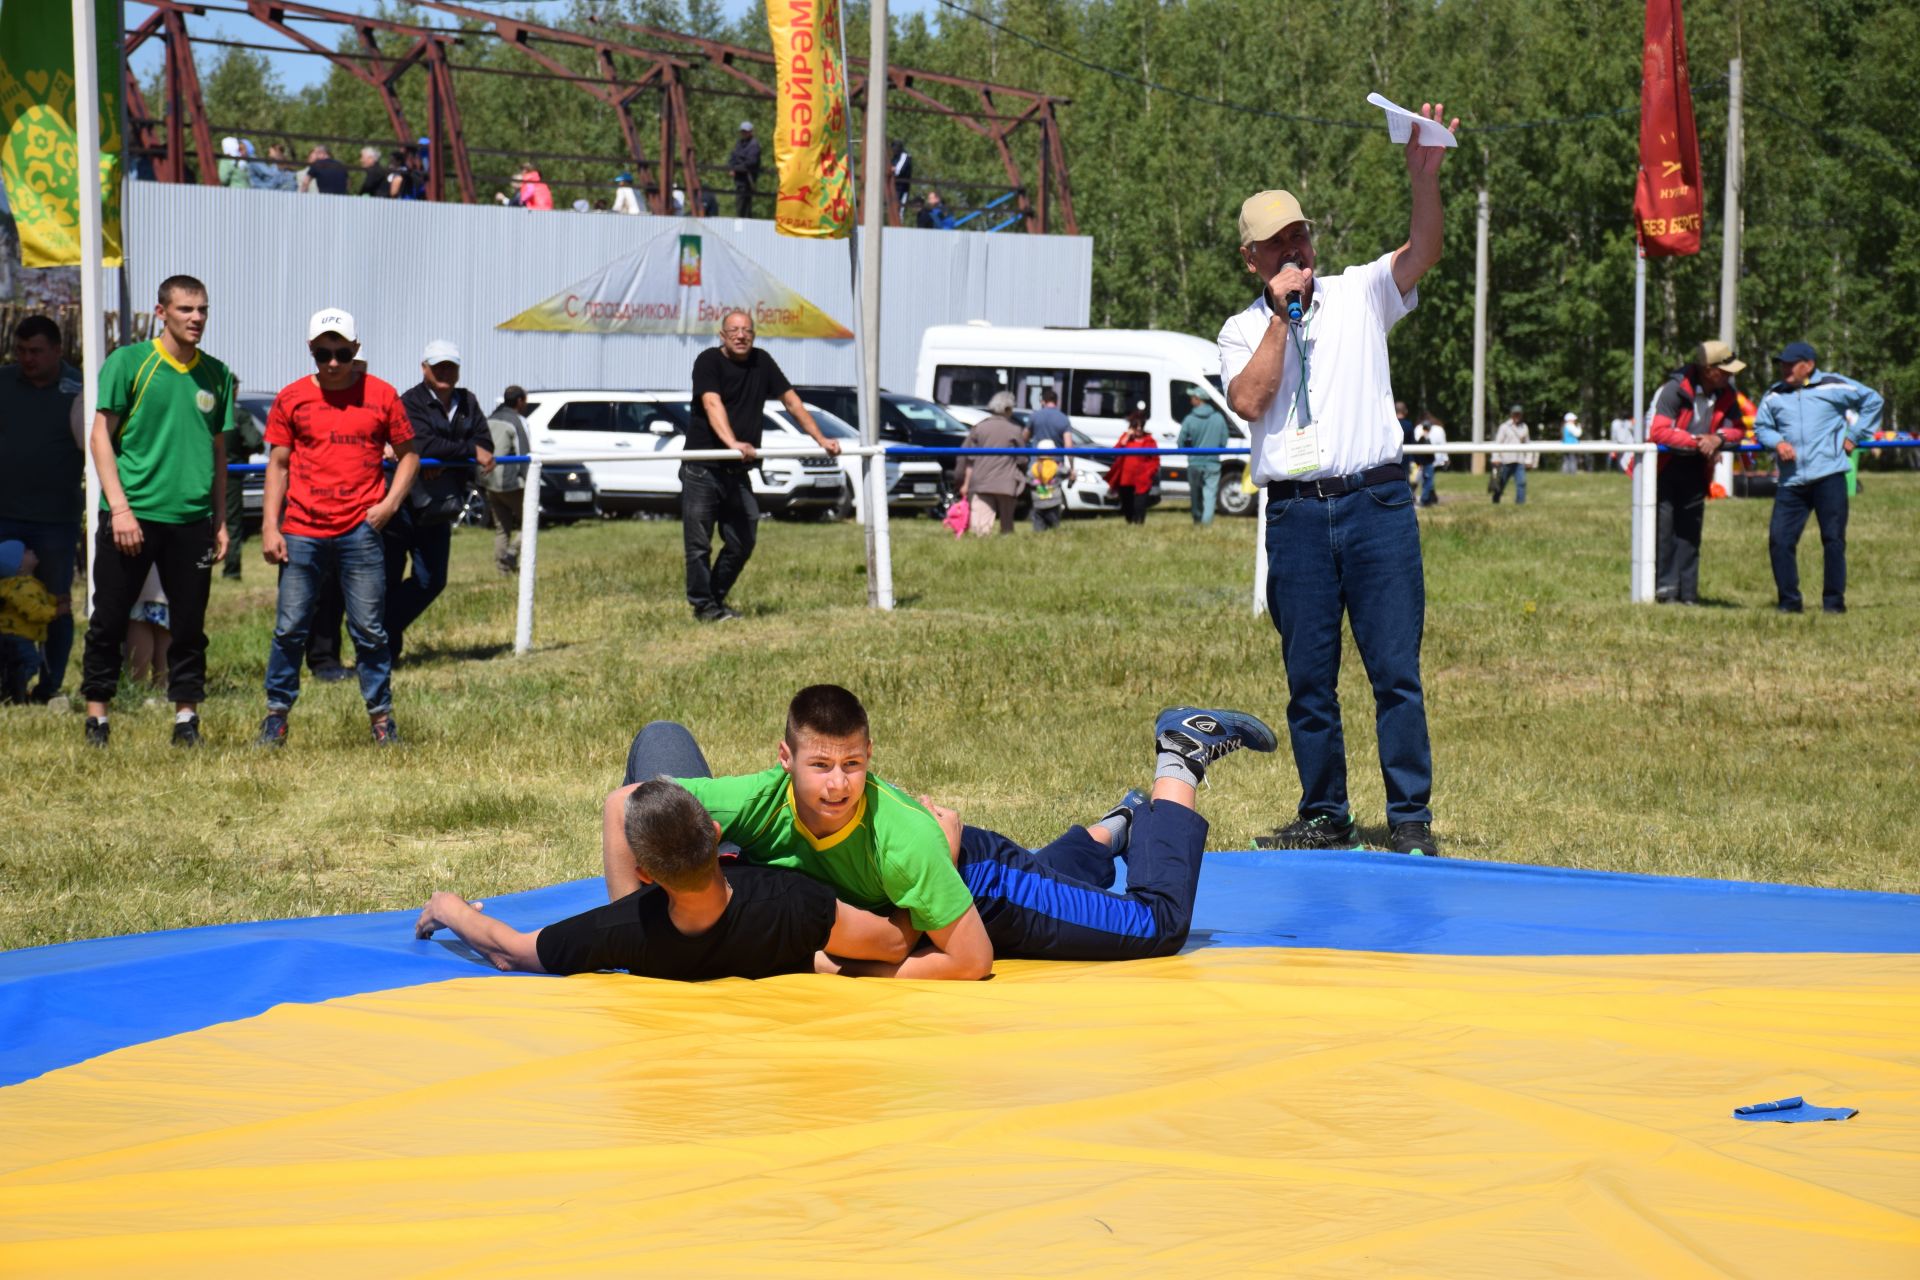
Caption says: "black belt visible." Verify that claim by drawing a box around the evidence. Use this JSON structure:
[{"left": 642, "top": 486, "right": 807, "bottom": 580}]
[{"left": 1266, "top": 462, "right": 1408, "bottom": 501}]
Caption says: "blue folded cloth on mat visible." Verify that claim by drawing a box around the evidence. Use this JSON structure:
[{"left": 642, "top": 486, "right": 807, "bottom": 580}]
[{"left": 1733, "top": 1096, "right": 1858, "bottom": 1123}]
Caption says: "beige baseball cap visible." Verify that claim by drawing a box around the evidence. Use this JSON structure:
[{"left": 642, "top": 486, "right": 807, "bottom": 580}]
[
  {"left": 1693, "top": 339, "right": 1746, "bottom": 375},
  {"left": 1238, "top": 190, "right": 1312, "bottom": 245}
]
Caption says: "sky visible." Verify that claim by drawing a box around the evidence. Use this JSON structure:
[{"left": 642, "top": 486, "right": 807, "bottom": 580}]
[{"left": 125, "top": 0, "right": 946, "bottom": 95}]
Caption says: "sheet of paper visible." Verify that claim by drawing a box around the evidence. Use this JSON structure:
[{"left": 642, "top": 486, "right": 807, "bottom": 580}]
[{"left": 1366, "top": 93, "right": 1458, "bottom": 148}]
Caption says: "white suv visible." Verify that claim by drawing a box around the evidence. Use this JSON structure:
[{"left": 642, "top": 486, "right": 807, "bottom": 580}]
[{"left": 520, "top": 390, "right": 845, "bottom": 516}]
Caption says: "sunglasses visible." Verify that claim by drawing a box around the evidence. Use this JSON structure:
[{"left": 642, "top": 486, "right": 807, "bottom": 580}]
[{"left": 311, "top": 345, "right": 356, "bottom": 366}]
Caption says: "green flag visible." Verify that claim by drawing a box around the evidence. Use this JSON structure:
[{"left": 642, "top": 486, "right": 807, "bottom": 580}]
[{"left": 0, "top": 0, "right": 123, "bottom": 266}]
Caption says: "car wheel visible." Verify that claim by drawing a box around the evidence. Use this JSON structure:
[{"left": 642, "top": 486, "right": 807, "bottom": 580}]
[{"left": 1218, "top": 468, "right": 1256, "bottom": 517}]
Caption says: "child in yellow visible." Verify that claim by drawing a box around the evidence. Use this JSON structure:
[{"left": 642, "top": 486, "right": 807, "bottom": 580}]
[{"left": 1, "top": 540, "right": 59, "bottom": 703}]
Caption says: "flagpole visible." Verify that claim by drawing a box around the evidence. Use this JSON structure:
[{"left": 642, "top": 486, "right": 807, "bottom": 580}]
[
  {"left": 73, "top": 0, "right": 105, "bottom": 619},
  {"left": 1630, "top": 248, "right": 1651, "bottom": 602},
  {"left": 857, "top": 0, "right": 892, "bottom": 610}
]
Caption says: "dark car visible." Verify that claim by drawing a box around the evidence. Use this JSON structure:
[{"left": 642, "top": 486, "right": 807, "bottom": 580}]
[{"left": 789, "top": 387, "right": 970, "bottom": 499}]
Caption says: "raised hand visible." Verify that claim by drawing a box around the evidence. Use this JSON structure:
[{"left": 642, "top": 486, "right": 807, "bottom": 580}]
[{"left": 1404, "top": 101, "right": 1460, "bottom": 181}]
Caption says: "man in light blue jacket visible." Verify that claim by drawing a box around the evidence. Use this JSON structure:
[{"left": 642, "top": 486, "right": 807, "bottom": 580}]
[{"left": 1751, "top": 341, "right": 1882, "bottom": 614}]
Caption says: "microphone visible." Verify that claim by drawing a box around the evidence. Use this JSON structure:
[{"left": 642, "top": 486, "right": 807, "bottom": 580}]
[{"left": 1282, "top": 260, "right": 1306, "bottom": 322}]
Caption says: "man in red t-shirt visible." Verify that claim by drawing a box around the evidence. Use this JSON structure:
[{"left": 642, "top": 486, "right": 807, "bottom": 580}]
[{"left": 258, "top": 308, "right": 421, "bottom": 746}]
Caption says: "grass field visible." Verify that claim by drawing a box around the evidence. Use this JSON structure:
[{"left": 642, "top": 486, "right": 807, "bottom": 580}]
[{"left": 4, "top": 468, "right": 1916, "bottom": 951}]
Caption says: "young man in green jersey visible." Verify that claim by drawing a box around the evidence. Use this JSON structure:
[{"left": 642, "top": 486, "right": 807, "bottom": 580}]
[
  {"left": 610, "top": 686, "right": 995, "bottom": 980},
  {"left": 80, "top": 275, "right": 234, "bottom": 748},
  {"left": 607, "top": 686, "right": 1276, "bottom": 976}
]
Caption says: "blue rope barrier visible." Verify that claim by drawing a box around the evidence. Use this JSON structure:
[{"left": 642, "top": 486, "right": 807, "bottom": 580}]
[{"left": 221, "top": 442, "right": 1918, "bottom": 471}]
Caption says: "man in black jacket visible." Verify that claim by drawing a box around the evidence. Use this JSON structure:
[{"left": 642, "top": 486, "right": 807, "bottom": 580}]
[
  {"left": 727, "top": 122, "right": 761, "bottom": 218},
  {"left": 386, "top": 339, "right": 492, "bottom": 661}
]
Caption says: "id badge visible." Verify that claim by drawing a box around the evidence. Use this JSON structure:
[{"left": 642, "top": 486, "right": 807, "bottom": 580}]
[{"left": 1282, "top": 422, "right": 1320, "bottom": 475}]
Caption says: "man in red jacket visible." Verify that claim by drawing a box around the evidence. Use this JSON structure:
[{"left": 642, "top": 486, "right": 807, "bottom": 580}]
[{"left": 1647, "top": 340, "right": 1747, "bottom": 605}]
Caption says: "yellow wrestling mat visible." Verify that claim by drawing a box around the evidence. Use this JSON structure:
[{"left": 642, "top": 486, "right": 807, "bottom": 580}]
[{"left": 2, "top": 947, "right": 1916, "bottom": 1277}]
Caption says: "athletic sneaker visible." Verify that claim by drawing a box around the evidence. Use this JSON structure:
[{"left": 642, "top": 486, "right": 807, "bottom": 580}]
[
  {"left": 1389, "top": 821, "right": 1440, "bottom": 857},
  {"left": 1155, "top": 707, "right": 1278, "bottom": 775},
  {"left": 1253, "top": 812, "right": 1361, "bottom": 850},
  {"left": 256, "top": 712, "right": 289, "bottom": 748},
  {"left": 371, "top": 716, "right": 401, "bottom": 746},
  {"left": 171, "top": 714, "right": 202, "bottom": 748},
  {"left": 84, "top": 716, "right": 109, "bottom": 749}
]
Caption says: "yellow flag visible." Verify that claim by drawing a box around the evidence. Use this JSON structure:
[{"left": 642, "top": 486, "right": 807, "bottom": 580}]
[
  {"left": 0, "top": 0, "right": 123, "bottom": 266},
  {"left": 767, "top": 0, "right": 853, "bottom": 239}
]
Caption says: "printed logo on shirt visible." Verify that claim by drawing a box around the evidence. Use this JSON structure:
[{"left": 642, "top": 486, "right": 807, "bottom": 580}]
[{"left": 195, "top": 389, "right": 216, "bottom": 414}]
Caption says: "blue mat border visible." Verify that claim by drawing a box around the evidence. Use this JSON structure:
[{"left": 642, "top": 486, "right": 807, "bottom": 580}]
[{"left": 3, "top": 851, "right": 1915, "bottom": 1089}]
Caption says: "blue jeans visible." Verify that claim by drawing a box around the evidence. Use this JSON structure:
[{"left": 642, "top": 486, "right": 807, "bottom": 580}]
[
  {"left": 1418, "top": 462, "right": 1436, "bottom": 505},
  {"left": 266, "top": 522, "right": 393, "bottom": 715},
  {"left": 0, "top": 516, "right": 78, "bottom": 697},
  {"left": 1492, "top": 463, "right": 1526, "bottom": 504},
  {"left": 1188, "top": 466, "right": 1221, "bottom": 524},
  {"left": 381, "top": 508, "right": 453, "bottom": 658},
  {"left": 1769, "top": 471, "right": 1849, "bottom": 611},
  {"left": 1264, "top": 478, "right": 1433, "bottom": 825}
]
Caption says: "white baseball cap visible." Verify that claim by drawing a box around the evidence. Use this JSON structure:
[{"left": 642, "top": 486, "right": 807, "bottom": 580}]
[
  {"left": 739, "top": 120, "right": 754, "bottom": 132},
  {"left": 421, "top": 339, "right": 461, "bottom": 366},
  {"left": 1563, "top": 412, "right": 1579, "bottom": 423},
  {"left": 307, "top": 308, "right": 357, "bottom": 343}
]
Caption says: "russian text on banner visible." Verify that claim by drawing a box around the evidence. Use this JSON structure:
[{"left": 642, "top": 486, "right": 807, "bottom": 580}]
[
  {"left": 767, "top": 0, "right": 853, "bottom": 240},
  {"left": 498, "top": 222, "right": 852, "bottom": 338},
  {"left": 0, "top": 0, "right": 123, "bottom": 267},
  {"left": 1635, "top": 0, "right": 1703, "bottom": 257}
]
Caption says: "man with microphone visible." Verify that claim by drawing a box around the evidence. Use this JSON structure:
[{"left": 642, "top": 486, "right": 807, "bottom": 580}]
[{"left": 1217, "top": 101, "right": 1457, "bottom": 858}]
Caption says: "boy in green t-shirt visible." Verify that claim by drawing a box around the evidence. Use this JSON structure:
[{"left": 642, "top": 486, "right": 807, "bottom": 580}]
[
  {"left": 607, "top": 685, "right": 993, "bottom": 980},
  {"left": 606, "top": 685, "right": 1277, "bottom": 977},
  {"left": 79, "top": 274, "right": 234, "bottom": 749}
]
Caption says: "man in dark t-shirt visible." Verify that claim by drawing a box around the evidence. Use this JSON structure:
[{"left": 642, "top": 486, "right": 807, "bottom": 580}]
[
  {"left": 416, "top": 778, "right": 912, "bottom": 980},
  {"left": 681, "top": 308, "right": 838, "bottom": 622},
  {"left": 301, "top": 145, "right": 349, "bottom": 195}
]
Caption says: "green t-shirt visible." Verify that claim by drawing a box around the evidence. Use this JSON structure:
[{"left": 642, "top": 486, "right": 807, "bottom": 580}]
[
  {"left": 678, "top": 767, "right": 974, "bottom": 932},
  {"left": 98, "top": 339, "right": 234, "bottom": 523}
]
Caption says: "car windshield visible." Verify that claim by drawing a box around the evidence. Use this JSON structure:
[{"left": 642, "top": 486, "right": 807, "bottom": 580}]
[
  {"left": 885, "top": 397, "right": 969, "bottom": 437},
  {"left": 793, "top": 405, "right": 860, "bottom": 440}
]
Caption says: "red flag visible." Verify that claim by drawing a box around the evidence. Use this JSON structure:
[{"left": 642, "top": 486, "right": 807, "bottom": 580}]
[{"left": 1635, "top": 0, "right": 1703, "bottom": 256}]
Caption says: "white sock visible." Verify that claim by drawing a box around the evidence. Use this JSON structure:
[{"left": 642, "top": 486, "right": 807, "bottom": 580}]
[{"left": 176, "top": 709, "right": 196, "bottom": 724}]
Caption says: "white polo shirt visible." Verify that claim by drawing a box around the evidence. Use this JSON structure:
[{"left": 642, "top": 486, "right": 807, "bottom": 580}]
[{"left": 1217, "top": 250, "right": 1416, "bottom": 485}]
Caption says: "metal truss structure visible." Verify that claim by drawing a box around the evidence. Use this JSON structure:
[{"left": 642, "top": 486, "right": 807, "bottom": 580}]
[{"left": 121, "top": 1, "right": 1078, "bottom": 233}]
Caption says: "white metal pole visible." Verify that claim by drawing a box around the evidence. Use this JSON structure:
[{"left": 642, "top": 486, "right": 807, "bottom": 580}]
[
  {"left": 857, "top": 0, "right": 892, "bottom": 609},
  {"left": 74, "top": 0, "right": 105, "bottom": 618},
  {"left": 1471, "top": 188, "right": 1490, "bottom": 474},
  {"left": 869, "top": 447, "right": 893, "bottom": 606},
  {"left": 1630, "top": 251, "right": 1653, "bottom": 602},
  {"left": 513, "top": 459, "right": 541, "bottom": 654},
  {"left": 1718, "top": 57, "right": 1743, "bottom": 349},
  {"left": 1252, "top": 484, "right": 1268, "bottom": 615}
]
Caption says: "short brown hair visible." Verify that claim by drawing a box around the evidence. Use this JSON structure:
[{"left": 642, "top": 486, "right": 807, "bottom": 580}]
[
  {"left": 623, "top": 780, "right": 720, "bottom": 893},
  {"left": 784, "top": 684, "right": 869, "bottom": 747},
  {"left": 157, "top": 274, "right": 207, "bottom": 305}
]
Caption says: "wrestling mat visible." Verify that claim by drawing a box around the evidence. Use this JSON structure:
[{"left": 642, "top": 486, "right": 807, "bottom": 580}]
[{"left": 3, "top": 851, "right": 1916, "bottom": 1277}]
